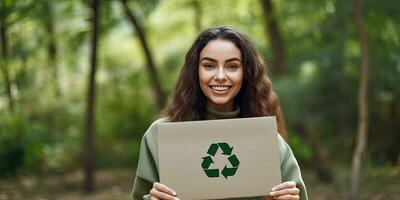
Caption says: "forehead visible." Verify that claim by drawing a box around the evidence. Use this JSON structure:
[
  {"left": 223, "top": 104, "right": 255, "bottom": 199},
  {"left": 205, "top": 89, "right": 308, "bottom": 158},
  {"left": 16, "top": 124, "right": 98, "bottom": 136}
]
[{"left": 199, "top": 39, "right": 242, "bottom": 60}]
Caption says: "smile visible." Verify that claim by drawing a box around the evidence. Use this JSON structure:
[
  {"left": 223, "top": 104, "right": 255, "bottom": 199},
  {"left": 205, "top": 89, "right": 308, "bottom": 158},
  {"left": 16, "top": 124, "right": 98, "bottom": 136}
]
[{"left": 209, "top": 85, "right": 232, "bottom": 93}]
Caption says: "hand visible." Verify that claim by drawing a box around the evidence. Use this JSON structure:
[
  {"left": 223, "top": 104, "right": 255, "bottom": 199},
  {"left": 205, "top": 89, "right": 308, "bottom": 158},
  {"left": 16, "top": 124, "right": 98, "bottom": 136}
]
[
  {"left": 149, "top": 182, "right": 179, "bottom": 200},
  {"left": 267, "top": 181, "right": 300, "bottom": 200}
]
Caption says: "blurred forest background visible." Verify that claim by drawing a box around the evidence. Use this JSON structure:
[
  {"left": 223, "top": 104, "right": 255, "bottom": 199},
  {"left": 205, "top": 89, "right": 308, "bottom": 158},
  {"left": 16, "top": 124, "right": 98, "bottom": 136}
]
[{"left": 0, "top": 0, "right": 399, "bottom": 199}]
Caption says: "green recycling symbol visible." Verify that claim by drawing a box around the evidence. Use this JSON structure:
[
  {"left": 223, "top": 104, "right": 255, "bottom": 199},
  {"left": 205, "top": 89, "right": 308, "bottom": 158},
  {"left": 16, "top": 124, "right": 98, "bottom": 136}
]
[{"left": 201, "top": 142, "right": 240, "bottom": 179}]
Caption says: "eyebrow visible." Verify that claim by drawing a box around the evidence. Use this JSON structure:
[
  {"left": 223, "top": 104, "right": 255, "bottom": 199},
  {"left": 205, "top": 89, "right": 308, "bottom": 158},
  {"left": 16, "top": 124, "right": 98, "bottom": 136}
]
[{"left": 200, "top": 57, "right": 242, "bottom": 63}]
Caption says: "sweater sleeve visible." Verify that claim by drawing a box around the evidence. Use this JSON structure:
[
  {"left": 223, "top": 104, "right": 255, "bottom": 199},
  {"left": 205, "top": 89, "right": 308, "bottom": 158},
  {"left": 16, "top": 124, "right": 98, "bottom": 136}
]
[
  {"left": 132, "top": 118, "right": 166, "bottom": 200},
  {"left": 277, "top": 135, "right": 308, "bottom": 200},
  {"left": 132, "top": 176, "right": 152, "bottom": 200}
]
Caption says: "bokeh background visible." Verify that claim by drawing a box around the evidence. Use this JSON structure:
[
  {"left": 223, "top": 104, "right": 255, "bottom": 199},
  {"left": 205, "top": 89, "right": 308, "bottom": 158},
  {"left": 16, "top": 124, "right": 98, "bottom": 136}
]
[{"left": 0, "top": 0, "right": 399, "bottom": 199}]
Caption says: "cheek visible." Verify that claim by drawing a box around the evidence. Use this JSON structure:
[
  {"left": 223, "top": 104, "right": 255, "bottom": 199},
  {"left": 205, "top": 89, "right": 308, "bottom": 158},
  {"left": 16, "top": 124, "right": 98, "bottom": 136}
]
[
  {"left": 199, "top": 69, "right": 213, "bottom": 84},
  {"left": 231, "top": 71, "right": 244, "bottom": 86},
  {"left": 198, "top": 70, "right": 205, "bottom": 84},
  {"left": 198, "top": 69, "right": 210, "bottom": 94}
]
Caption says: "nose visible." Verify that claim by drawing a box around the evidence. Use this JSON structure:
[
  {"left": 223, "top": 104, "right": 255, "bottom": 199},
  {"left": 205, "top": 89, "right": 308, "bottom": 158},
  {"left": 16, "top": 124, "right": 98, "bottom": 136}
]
[{"left": 215, "top": 66, "right": 227, "bottom": 81}]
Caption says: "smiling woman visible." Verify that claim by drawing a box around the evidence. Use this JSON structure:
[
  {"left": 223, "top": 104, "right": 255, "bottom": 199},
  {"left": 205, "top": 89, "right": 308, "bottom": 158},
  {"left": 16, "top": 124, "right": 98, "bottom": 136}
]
[
  {"left": 131, "top": 26, "right": 308, "bottom": 200},
  {"left": 199, "top": 39, "right": 244, "bottom": 112}
]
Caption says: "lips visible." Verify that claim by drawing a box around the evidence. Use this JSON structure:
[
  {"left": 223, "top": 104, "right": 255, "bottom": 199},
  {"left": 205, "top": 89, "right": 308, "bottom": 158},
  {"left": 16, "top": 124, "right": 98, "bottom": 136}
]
[{"left": 209, "top": 85, "right": 231, "bottom": 94}]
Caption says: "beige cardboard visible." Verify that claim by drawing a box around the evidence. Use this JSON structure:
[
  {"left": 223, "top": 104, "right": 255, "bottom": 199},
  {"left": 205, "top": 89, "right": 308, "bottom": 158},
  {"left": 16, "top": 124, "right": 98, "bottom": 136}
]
[{"left": 158, "top": 117, "right": 281, "bottom": 200}]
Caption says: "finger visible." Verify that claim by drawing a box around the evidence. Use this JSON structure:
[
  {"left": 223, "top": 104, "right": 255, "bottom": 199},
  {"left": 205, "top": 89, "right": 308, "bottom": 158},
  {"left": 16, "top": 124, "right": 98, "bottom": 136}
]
[
  {"left": 273, "top": 194, "right": 299, "bottom": 200},
  {"left": 270, "top": 187, "right": 300, "bottom": 196},
  {"left": 150, "top": 194, "right": 159, "bottom": 200},
  {"left": 150, "top": 188, "right": 179, "bottom": 200},
  {"left": 271, "top": 181, "right": 296, "bottom": 191},
  {"left": 153, "top": 182, "right": 177, "bottom": 196}
]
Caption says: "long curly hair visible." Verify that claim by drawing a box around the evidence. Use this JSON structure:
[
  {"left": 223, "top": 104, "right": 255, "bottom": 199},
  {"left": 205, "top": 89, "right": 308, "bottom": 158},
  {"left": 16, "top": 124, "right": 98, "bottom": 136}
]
[{"left": 163, "top": 26, "right": 287, "bottom": 139}]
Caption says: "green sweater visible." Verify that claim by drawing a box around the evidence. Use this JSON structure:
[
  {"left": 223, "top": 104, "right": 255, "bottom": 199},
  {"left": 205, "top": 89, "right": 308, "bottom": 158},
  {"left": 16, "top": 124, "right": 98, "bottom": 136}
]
[{"left": 132, "top": 107, "right": 308, "bottom": 200}]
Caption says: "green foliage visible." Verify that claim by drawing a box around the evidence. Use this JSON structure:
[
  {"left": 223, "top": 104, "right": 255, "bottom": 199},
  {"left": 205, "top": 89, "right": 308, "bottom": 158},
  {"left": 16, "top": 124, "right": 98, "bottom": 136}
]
[
  {"left": 0, "top": 0, "right": 399, "bottom": 178},
  {"left": 0, "top": 112, "right": 27, "bottom": 176},
  {"left": 287, "top": 131, "right": 313, "bottom": 162}
]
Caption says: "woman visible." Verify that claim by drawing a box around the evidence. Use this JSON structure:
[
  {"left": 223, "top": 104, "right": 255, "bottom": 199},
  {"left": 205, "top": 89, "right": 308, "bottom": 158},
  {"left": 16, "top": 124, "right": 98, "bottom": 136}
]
[{"left": 132, "top": 26, "right": 308, "bottom": 200}]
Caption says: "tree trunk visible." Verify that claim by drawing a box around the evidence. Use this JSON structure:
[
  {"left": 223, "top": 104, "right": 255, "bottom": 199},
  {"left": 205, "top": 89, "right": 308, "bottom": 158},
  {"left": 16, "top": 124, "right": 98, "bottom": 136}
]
[
  {"left": 295, "top": 121, "right": 333, "bottom": 182},
  {"left": 84, "top": 0, "right": 99, "bottom": 192},
  {"left": 120, "top": 0, "right": 166, "bottom": 109},
  {"left": 261, "top": 0, "right": 287, "bottom": 78},
  {"left": 388, "top": 98, "right": 400, "bottom": 165},
  {"left": 46, "top": 0, "right": 61, "bottom": 97},
  {"left": 349, "top": 0, "right": 370, "bottom": 199},
  {"left": 0, "top": 0, "right": 14, "bottom": 110}
]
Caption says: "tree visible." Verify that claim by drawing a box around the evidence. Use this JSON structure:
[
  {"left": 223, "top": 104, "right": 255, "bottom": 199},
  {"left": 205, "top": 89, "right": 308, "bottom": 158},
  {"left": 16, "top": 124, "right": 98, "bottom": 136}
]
[
  {"left": 349, "top": 0, "right": 370, "bottom": 199},
  {"left": 120, "top": 0, "right": 166, "bottom": 110},
  {"left": 44, "top": 0, "right": 61, "bottom": 97},
  {"left": 260, "top": 0, "right": 287, "bottom": 78},
  {"left": 0, "top": 0, "right": 14, "bottom": 110},
  {"left": 84, "top": 0, "right": 100, "bottom": 192}
]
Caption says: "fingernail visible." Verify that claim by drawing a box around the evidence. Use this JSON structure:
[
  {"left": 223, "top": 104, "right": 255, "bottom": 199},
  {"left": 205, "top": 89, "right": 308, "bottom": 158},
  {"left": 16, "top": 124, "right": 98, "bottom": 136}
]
[
  {"left": 175, "top": 198, "right": 180, "bottom": 200},
  {"left": 172, "top": 191, "right": 177, "bottom": 196},
  {"left": 271, "top": 187, "right": 276, "bottom": 191},
  {"left": 270, "top": 192, "right": 275, "bottom": 196}
]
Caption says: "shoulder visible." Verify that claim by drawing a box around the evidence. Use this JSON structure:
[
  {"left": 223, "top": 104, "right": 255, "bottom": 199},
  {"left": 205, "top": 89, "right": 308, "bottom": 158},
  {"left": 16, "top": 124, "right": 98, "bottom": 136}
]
[
  {"left": 275, "top": 133, "right": 293, "bottom": 164},
  {"left": 276, "top": 133, "right": 289, "bottom": 151},
  {"left": 142, "top": 117, "right": 170, "bottom": 142},
  {"left": 138, "top": 117, "right": 170, "bottom": 162},
  {"left": 146, "top": 117, "right": 170, "bottom": 131}
]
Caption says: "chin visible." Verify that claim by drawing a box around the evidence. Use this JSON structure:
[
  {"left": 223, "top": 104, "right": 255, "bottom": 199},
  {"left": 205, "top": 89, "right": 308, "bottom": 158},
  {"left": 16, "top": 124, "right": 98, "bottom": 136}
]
[{"left": 209, "top": 97, "right": 231, "bottom": 106}]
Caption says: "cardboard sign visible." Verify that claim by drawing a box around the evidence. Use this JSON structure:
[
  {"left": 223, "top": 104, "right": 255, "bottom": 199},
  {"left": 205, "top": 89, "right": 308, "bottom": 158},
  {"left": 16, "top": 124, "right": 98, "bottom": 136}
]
[{"left": 158, "top": 117, "right": 281, "bottom": 200}]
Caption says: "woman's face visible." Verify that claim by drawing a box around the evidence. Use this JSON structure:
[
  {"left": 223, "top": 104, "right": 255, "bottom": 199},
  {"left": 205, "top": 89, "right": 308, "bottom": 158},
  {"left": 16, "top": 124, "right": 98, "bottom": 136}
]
[{"left": 198, "top": 39, "right": 243, "bottom": 112}]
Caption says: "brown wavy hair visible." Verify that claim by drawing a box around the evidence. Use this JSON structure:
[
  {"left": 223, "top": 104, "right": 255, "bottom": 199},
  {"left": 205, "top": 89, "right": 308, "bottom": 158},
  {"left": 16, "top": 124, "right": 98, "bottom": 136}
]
[{"left": 163, "top": 26, "right": 287, "bottom": 139}]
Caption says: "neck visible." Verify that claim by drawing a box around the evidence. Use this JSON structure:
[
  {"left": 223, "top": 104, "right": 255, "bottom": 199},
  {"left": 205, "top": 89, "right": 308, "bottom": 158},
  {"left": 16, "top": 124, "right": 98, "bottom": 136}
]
[
  {"left": 206, "top": 106, "right": 240, "bottom": 120},
  {"left": 207, "top": 101, "right": 234, "bottom": 112}
]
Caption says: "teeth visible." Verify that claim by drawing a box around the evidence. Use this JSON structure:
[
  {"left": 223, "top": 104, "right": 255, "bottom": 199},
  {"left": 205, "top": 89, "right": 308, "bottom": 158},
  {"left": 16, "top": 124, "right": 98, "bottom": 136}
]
[{"left": 211, "top": 86, "right": 230, "bottom": 91}]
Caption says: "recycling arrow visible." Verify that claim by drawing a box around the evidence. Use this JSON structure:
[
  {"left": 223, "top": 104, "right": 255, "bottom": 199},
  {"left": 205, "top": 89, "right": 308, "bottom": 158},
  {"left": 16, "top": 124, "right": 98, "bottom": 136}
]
[
  {"left": 218, "top": 142, "right": 233, "bottom": 155},
  {"left": 201, "top": 142, "right": 240, "bottom": 179},
  {"left": 201, "top": 156, "right": 214, "bottom": 169},
  {"left": 228, "top": 154, "right": 240, "bottom": 167},
  {"left": 204, "top": 169, "right": 219, "bottom": 178},
  {"left": 207, "top": 143, "right": 219, "bottom": 156},
  {"left": 221, "top": 165, "right": 238, "bottom": 179}
]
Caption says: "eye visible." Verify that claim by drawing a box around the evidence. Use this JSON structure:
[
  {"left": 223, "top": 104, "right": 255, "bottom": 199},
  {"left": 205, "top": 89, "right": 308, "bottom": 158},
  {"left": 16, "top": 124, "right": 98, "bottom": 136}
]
[
  {"left": 203, "top": 63, "right": 215, "bottom": 70},
  {"left": 226, "top": 64, "right": 239, "bottom": 71}
]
